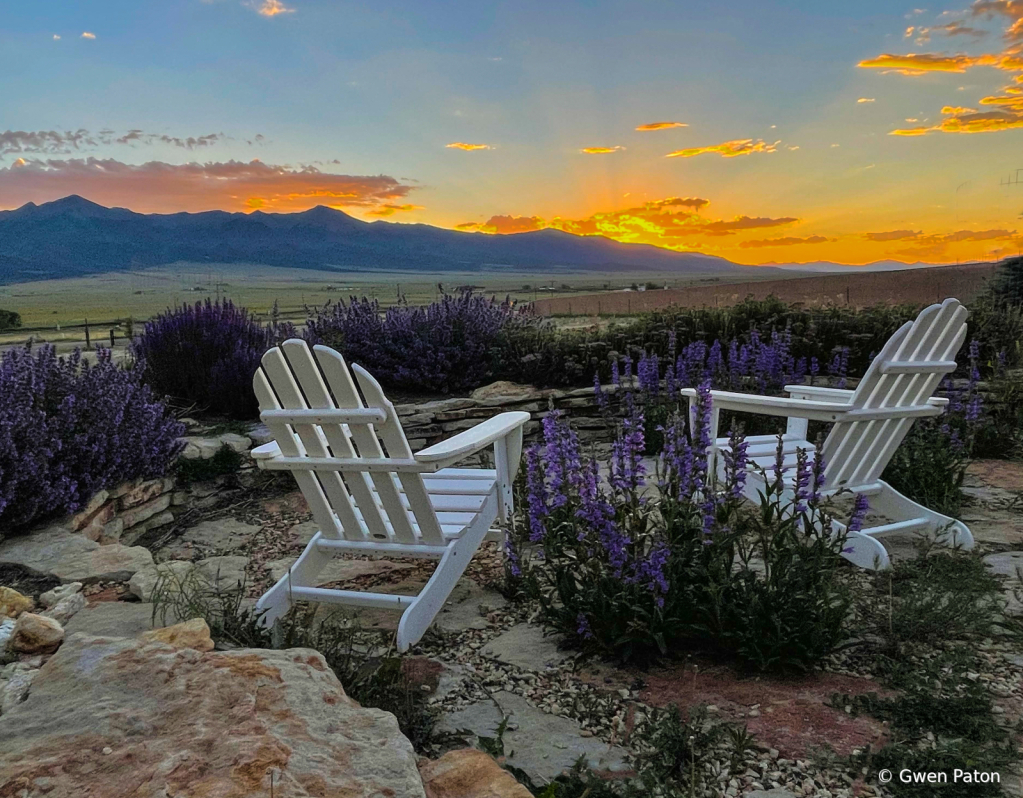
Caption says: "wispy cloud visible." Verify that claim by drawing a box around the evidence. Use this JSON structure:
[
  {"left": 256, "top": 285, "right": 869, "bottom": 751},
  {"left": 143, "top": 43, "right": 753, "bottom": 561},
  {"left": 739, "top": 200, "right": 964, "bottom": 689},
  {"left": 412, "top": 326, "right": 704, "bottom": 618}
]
[
  {"left": 0, "top": 128, "right": 229, "bottom": 157},
  {"left": 739, "top": 235, "right": 834, "bottom": 248},
  {"left": 81, "top": 32, "right": 96, "bottom": 39},
  {"left": 971, "top": 0, "right": 1023, "bottom": 43},
  {"left": 246, "top": 0, "right": 295, "bottom": 17},
  {"left": 580, "top": 146, "right": 624, "bottom": 154},
  {"left": 0, "top": 158, "right": 415, "bottom": 214},
  {"left": 891, "top": 107, "right": 1023, "bottom": 135},
  {"left": 445, "top": 142, "right": 491, "bottom": 151},
  {"left": 857, "top": 97, "right": 876, "bottom": 103},
  {"left": 858, "top": 52, "right": 1002, "bottom": 74},
  {"left": 53, "top": 34, "right": 61, "bottom": 41},
  {"left": 665, "top": 139, "right": 778, "bottom": 158},
  {"left": 635, "top": 121, "right": 688, "bottom": 131},
  {"left": 864, "top": 230, "right": 923, "bottom": 241}
]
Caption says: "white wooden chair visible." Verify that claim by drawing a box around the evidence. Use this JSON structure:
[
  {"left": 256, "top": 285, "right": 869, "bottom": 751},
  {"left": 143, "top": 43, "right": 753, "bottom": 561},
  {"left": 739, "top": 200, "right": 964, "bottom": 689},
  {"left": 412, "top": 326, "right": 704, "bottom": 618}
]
[
  {"left": 249, "top": 339, "right": 528, "bottom": 651},
  {"left": 683, "top": 298, "right": 973, "bottom": 570}
]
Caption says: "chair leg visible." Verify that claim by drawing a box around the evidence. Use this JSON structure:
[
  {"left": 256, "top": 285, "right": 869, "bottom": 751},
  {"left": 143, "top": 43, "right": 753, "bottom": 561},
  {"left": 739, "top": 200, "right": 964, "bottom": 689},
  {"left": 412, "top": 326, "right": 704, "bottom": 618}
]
[
  {"left": 255, "top": 531, "right": 332, "bottom": 627},
  {"left": 871, "top": 480, "right": 974, "bottom": 550},
  {"left": 833, "top": 520, "right": 892, "bottom": 571},
  {"left": 396, "top": 496, "right": 497, "bottom": 652}
]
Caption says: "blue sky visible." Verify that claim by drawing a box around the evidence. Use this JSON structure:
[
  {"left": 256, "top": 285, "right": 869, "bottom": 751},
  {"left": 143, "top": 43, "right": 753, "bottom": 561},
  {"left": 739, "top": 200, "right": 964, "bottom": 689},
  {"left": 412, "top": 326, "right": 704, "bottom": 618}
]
[{"left": 3, "top": 0, "right": 1023, "bottom": 263}]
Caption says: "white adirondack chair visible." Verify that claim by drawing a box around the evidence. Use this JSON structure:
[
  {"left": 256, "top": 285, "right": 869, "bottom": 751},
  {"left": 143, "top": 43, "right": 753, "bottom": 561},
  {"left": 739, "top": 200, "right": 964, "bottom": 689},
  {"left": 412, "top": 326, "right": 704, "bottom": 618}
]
[
  {"left": 682, "top": 297, "right": 973, "bottom": 570},
  {"left": 249, "top": 339, "right": 528, "bottom": 651}
]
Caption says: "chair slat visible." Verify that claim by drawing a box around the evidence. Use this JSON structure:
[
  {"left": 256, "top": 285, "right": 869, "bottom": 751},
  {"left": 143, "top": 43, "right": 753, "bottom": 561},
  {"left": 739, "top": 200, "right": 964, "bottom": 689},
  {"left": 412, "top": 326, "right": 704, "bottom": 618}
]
[
  {"left": 311, "top": 346, "right": 417, "bottom": 544},
  {"left": 350, "top": 362, "right": 446, "bottom": 546},
  {"left": 254, "top": 359, "right": 343, "bottom": 540},
  {"left": 275, "top": 341, "right": 369, "bottom": 541}
]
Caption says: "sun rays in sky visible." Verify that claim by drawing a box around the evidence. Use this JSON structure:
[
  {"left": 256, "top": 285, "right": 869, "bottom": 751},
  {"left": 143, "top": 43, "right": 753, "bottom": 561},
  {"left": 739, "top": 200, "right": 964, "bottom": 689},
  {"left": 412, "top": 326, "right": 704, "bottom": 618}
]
[{"left": 3, "top": 0, "right": 1023, "bottom": 265}]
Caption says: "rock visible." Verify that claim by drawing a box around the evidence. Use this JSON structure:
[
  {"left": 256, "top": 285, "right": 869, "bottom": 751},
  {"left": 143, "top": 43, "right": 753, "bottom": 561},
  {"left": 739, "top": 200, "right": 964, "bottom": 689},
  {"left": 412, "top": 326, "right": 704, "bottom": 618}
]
[
  {"left": 480, "top": 623, "right": 571, "bottom": 671},
  {"left": 69, "top": 490, "right": 110, "bottom": 530},
  {"left": 247, "top": 423, "right": 275, "bottom": 447},
  {"left": 118, "top": 494, "right": 172, "bottom": 530},
  {"left": 266, "top": 555, "right": 414, "bottom": 585},
  {"left": 119, "top": 478, "right": 173, "bottom": 510},
  {"left": 0, "top": 528, "right": 152, "bottom": 585},
  {"left": 180, "top": 432, "right": 251, "bottom": 460},
  {"left": 419, "top": 748, "right": 532, "bottom": 798},
  {"left": 0, "top": 587, "right": 34, "bottom": 619},
  {"left": 139, "top": 618, "right": 215, "bottom": 651},
  {"left": 8, "top": 613, "right": 64, "bottom": 654},
  {"left": 435, "top": 692, "right": 628, "bottom": 783},
  {"left": 178, "top": 518, "right": 263, "bottom": 553},
  {"left": 0, "top": 664, "right": 39, "bottom": 714},
  {"left": 39, "top": 582, "right": 82, "bottom": 609},
  {"left": 0, "top": 618, "right": 15, "bottom": 650},
  {"left": 0, "top": 634, "right": 426, "bottom": 797},
  {"left": 63, "top": 601, "right": 163, "bottom": 638},
  {"left": 0, "top": 526, "right": 97, "bottom": 576},
  {"left": 128, "top": 556, "right": 249, "bottom": 601},
  {"left": 983, "top": 552, "right": 1023, "bottom": 613},
  {"left": 39, "top": 592, "right": 86, "bottom": 625},
  {"left": 470, "top": 382, "right": 538, "bottom": 402},
  {"left": 433, "top": 581, "right": 507, "bottom": 633},
  {"left": 52, "top": 543, "right": 154, "bottom": 585},
  {"left": 746, "top": 791, "right": 797, "bottom": 798}
]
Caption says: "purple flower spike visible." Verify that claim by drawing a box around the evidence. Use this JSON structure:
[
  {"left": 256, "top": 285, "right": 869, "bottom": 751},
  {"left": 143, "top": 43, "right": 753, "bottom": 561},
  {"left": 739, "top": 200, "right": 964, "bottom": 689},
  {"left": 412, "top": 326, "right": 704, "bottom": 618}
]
[{"left": 848, "top": 493, "right": 870, "bottom": 534}]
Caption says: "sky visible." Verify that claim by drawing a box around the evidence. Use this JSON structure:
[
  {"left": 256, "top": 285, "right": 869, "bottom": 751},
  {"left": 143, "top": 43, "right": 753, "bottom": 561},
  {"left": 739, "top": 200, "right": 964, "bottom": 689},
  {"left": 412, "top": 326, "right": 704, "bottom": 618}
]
[{"left": 3, "top": 0, "right": 1023, "bottom": 266}]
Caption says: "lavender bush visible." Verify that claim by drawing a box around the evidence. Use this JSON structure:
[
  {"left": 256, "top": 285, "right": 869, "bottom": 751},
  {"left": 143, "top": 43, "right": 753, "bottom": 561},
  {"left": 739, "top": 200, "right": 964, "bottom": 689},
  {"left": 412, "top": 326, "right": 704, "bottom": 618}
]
[
  {"left": 131, "top": 299, "right": 294, "bottom": 419},
  {"left": 304, "top": 291, "right": 534, "bottom": 393},
  {"left": 0, "top": 345, "right": 183, "bottom": 531},
  {"left": 510, "top": 384, "right": 856, "bottom": 672}
]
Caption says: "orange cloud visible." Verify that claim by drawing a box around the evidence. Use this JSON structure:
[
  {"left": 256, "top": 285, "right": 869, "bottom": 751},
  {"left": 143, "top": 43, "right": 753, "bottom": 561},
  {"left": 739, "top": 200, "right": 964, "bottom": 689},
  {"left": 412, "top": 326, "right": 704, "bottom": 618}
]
[
  {"left": 858, "top": 52, "right": 1001, "bottom": 73},
  {"left": 0, "top": 158, "right": 415, "bottom": 214},
  {"left": 739, "top": 235, "right": 833, "bottom": 248},
  {"left": 446, "top": 142, "right": 491, "bottom": 151},
  {"left": 247, "top": 0, "right": 295, "bottom": 16},
  {"left": 480, "top": 215, "right": 545, "bottom": 233},
  {"left": 635, "top": 121, "right": 688, "bottom": 131},
  {"left": 365, "top": 203, "right": 425, "bottom": 217},
  {"left": 665, "top": 139, "right": 778, "bottom": 158},
  {"left": 580, "top": 146, "right": 624, "bottom": 154},
  {"left": 941, "top": 105, "right": 978, "bottom": 113},
  {"left": 81, "top": 32, "right": 96, "bottom": 39},
  {"left": 891, "top": 108, "right": 1023, "bottom": 134},
  {"left": 857, "top": 98, "right": 876, "bottom": 103},
  {"left": 864, "top": 230, "right": 924, "bottom": 241}
]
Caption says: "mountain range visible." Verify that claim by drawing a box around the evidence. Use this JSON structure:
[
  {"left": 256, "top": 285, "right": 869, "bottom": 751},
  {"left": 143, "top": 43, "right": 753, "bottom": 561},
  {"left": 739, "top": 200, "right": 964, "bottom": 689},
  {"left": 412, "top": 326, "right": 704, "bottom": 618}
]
[{"left": 0, "top": 195, "right": 767, "bottom": 284}]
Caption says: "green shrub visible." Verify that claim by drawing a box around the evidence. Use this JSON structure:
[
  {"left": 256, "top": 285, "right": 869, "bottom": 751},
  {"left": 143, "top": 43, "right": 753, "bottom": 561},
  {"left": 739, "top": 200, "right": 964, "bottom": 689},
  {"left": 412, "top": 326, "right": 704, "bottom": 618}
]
[
  {"left": 173, "top": 444, "right": 244, "bottom": 484},
  {"left": 0, "top": 309, "right": 21, "bottom": 331}
]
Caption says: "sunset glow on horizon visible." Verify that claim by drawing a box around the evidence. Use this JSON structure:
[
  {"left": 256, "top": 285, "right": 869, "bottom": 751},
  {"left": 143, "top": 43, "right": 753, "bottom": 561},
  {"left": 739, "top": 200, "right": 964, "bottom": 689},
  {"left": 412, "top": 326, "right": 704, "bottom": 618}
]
[{"left": 4, "top": 0, "right": 1023, "bottom": 266}]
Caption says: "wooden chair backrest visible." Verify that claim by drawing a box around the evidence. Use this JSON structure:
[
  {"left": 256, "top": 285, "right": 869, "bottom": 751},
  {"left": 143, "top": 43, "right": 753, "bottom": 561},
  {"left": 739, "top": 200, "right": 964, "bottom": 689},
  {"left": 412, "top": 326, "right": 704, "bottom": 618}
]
[
  {"left": 823, "top": 298, "right": 968, "bottom": 488},
  {"left": 253, "top": 339, "right": 445, "bottom": 545}
]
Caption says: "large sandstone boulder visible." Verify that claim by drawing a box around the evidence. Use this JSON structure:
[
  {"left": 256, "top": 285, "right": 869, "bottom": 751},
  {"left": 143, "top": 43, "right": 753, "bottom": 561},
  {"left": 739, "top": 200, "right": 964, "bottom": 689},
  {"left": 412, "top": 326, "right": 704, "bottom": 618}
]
[
  {"left": 0, "top": 527, "right": 153, "bottom": 584},
  {"left": 0, "top": 632, "right": 427, "bottom": 797}
]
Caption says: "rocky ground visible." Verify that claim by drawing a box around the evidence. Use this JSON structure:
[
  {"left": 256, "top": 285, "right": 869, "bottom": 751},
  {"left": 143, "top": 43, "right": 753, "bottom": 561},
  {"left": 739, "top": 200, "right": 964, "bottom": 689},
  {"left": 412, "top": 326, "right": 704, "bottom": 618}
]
[{"left": 1, "top": 459, "right": 1023, "bottom": 797}]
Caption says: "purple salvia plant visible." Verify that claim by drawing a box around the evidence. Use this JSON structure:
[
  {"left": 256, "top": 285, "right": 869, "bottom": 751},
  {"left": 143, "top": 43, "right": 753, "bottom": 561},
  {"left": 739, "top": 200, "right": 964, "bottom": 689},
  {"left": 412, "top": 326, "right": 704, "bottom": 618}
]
[
  {"left": 524, "top": 444, "right": 549, "bottom": 543},
  {"left": 848, "top": 493, "right": 870, "bottom": 534}
]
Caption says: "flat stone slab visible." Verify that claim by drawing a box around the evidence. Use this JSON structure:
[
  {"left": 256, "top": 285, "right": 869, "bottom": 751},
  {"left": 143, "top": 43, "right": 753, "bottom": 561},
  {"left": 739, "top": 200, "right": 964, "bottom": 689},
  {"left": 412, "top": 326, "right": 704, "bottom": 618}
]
[
  {"left": 0, "top": 527, "right": 153, "bottom": 584},
  {"left": 63, "top": 601, "right": 165, "bottom": 637},
  {"left": 984, "top": 551, "right": 1023, "bottom": 614},
  {"left": 436, "top": 691, "right": 629, "bottom": 783},
  {"left": 433, "top": 581, "right": 507, "bottom": 633},
  {"left": 266, "top": 556, "right": 414, "bottom": 586},
  {"left": 129, "top": 556, "right": 250, "bottom": 601},
  {"left": 177, "top": 518, "right": 263, "bottom": 554},
  {"left": 480, "top": 623, "right": 571, "bottom": 671}
]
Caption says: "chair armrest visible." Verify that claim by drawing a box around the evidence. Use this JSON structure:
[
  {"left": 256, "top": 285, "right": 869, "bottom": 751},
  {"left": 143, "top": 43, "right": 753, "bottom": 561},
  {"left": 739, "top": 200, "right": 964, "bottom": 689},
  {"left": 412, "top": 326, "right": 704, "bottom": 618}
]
[
  {"left": 251, "top": 441, "right": 282, "bottom": 461},
  {"left": 784, "top": 385, "right": 855, "bottom": 403},
  {"left": 415, "top": 412, "right": 530, "bottom": 464},
  {"left": 680, "top": 388, "right": 853, "bottom": 422}
]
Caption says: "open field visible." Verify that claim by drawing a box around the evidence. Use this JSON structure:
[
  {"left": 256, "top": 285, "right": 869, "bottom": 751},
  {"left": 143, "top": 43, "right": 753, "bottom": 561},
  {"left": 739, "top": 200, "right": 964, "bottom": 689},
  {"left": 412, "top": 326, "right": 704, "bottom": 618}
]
[
  {"left": 0, "top": 262, "right": 800, "bottom": 356},
  {"left": 531, "top": 261, "right": 1001, "bottom": 316}
]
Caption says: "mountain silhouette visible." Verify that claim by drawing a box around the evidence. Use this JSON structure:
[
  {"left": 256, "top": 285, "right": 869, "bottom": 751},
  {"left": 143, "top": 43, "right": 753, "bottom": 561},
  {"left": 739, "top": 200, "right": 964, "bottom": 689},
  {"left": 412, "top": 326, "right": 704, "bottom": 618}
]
[{"left": 0, "top": 195, "right": 761, "bottom": 284}]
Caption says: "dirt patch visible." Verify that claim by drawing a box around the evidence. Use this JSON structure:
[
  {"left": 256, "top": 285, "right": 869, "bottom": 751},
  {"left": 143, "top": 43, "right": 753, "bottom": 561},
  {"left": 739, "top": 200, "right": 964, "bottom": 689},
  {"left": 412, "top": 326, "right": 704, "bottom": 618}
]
[{"left": 583, "top": 659, "right": 889, "bottom": 759}]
